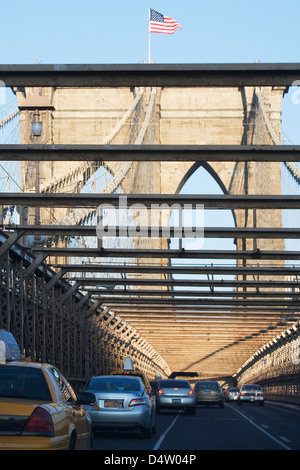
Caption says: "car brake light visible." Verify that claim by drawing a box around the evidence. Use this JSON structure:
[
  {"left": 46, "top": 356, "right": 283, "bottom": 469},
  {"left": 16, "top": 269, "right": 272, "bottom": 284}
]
[
  {"left": 188, "top": 389, "right": 195, "bottom": 396},
  {"left": 240, "top": 392, "right": 246, "bottom": 396},
  {"left": 258, "top": 393, "right": 264, "bottom": 396},
  {"left": 23, "top": 407, "right": 54, "bottom": 435},
  {"left": 128, "top": 398, "right": 146, "bottom": 407},
  {"left": 157, "top": 389, "right": 163, "bottom": 395}
]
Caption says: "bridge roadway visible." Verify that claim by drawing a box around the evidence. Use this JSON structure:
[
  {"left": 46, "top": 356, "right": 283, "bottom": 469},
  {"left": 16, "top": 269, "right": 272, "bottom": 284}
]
[{"left": 93, "top": 402, "right": 300, "bottom": 452}]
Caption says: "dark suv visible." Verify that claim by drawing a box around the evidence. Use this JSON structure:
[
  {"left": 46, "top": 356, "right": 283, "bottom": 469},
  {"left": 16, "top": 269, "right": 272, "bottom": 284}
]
[{"left": 194, "top": 380, "right": 224, "bottom": 408}]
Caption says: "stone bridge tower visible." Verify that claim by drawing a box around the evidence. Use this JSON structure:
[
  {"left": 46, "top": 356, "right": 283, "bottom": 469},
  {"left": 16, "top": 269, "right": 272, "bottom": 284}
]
[{"left": 15, "top": 85, "right": 285, "bottom": 268}]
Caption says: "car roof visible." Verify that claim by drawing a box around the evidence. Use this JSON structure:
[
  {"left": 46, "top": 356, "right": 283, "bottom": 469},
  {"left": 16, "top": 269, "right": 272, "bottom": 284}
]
[{"left": 1, "top": 360, "right": 47, "bottom": 369}]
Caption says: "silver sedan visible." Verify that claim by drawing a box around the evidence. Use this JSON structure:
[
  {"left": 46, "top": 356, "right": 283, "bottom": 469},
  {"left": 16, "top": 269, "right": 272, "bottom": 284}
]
[
  {"left": 237, "top": 384, "right": 264, "bottom": 406},
  {"left": 156, "top": 379, "right": 196, "bottom": 414},
  {"left": 81, "top": 375, "right": 156, "bottom": 438}
]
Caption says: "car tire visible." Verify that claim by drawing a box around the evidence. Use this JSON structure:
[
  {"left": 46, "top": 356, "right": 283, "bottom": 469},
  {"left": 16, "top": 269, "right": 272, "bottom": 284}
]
[
  {"left": 142, "top": 425, "right": 153, "bottom": 438},
  {"left": 68, "top": 432, "right": 77, "bottom": 450}
]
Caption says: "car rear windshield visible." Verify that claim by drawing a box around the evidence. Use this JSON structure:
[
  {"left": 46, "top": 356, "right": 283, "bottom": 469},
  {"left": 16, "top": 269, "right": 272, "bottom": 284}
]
[
  {"left": 0, "top": 365, "right": 52, "bottom": 401},
  {"left": 159, "top": 380, "right": 191, "bottom": 389},
  {"left": 243, "top": 385, "right": 262, "bottom": 391},
  {"left": 87, "top": 377, "right": 141, "bottom": 391},
  {"left": 196, "top": 382, "right": 220, "bottom": 390}
]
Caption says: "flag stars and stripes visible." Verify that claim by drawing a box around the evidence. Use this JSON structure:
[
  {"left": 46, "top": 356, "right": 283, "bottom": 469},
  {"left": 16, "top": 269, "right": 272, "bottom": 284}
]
[{"left": 150, "top": 9, "right": 181, "bottom": 34}]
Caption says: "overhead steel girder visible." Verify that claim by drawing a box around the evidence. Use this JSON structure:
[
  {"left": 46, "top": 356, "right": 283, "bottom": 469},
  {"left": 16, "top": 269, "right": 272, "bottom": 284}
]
[
  {"left": 1, "top": 63, "right": 300, "bottom": 87},
  {"left": 3, "top": 193, "right": 300, "bottom": 209},
  {"left": 1, "top": 144, "right": 300, "bottom": 162},
  {"left": 32, "top": 247, "right": 300, "bottom": 261},
  {"left": 51, "top": 263, "right": 300, "bottom": 276},
  {"left": 95, "top": 298, "right": 299, "bottom": 307},
  {"left": 72, "top": 277, "right": 300, "bottom": 288},
  {"left": 5, "top": 225, "right": 300, "bottom": 239},
  {"left": 88, "top": 289, "right": 300, "bottom": 299}
]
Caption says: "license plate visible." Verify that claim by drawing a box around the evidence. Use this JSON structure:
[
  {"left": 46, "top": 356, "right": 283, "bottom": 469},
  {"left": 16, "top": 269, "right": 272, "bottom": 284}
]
[
  {"left": 204, "top": 391, "right": 211, "bottom": 395},
  {"left": 104, "top": 400, "right": 124, "bottom": 408},
  {"left": 172, "top": 399, "right": 181, "bottom": 404}
]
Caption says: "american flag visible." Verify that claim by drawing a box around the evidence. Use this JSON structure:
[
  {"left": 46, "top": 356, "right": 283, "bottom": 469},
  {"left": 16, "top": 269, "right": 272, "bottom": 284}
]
[{"left": 149, "top": 9, "right": 181, "bottom": 34}]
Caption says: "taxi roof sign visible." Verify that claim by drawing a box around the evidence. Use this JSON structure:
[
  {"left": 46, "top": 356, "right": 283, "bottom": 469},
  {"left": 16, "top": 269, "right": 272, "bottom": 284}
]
[
  {"left": 123, "top": 357, "right": 134, "bottom": 371},
  {"left": 0, "top": 330, "right": 22, "bottom": 362}
]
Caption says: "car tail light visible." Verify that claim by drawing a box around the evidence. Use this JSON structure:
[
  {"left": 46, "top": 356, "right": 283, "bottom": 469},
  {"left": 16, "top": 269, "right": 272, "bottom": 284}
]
[
  {"left": 188, "top": 389, "right": 195, "bottom": 396},
  {"left": 128, "top": 398, "right": 147, "bottom": 407},
  {"left": 157, "top": 388, "right": 163, "bottom": 395},
  {"left": 258, "top": 393, "right": 264, "bottom": 396},
  {"left": 240, "top": 392, "right": 246, "bottom": 396},
  {"left": 23, "top": 407, "right": 54, "bottom": 435}
]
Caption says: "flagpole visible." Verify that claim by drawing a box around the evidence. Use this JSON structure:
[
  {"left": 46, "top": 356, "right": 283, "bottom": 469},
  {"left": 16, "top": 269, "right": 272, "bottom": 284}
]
[{"left": 148, "top": 8, "right": 151, "bottom": 64}]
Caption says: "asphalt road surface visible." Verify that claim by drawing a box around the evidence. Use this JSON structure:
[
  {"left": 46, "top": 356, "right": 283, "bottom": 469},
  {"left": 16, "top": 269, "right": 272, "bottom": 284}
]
[{"left": 93, "top": 401, "right": 300, "bottom": 453}]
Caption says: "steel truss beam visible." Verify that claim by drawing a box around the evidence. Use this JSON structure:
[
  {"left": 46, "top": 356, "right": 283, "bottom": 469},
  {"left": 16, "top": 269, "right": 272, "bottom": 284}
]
[
  {"left": 2, "top": 193, "right": 300, "bottom": 209},
  {"left": 0, "top": 144, "right": 300, "bottom": 162},
  {"left": 32, "top": 247, "right": 300, "bottom": 261},
  {"left": 71, "top": 277, "right": 300, "bottom": 288},
  {"left": 53, "top": 263, "right": 300, "bottom": 276},
  {"left": 4, "top": 225, "right": 300, "bottom": 239},
  {"left": 95, "top": 298, "right": 299, "bottom": 307},
  {"left": 1, "top": 63, "right": 300, "bottom": 87},
  {"left": 87, "top": 289, "right": 300, "bottom": 298}
]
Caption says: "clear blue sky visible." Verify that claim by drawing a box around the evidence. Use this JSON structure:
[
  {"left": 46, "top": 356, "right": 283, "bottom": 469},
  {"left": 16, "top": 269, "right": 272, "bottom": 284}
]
[
  {"left": 1, "top": 0, "right": 299, "bottom": 65},
  {"left": 1, "top": 0, "right": 299, "bottom": 143}
]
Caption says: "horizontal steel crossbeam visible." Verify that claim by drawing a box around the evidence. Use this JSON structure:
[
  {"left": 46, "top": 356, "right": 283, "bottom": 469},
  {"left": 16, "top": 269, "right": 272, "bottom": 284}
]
[
  {"left": 0, "top": 144, "right": 300, "bottom": 161},
  {"left": 1, "top": 63, "right": 300, "bottom": 87},
  {"left": 4, "top": 225, "right": 300, "bottom": 238},
  {"left": 31, "top": 247, "right": 300, "bottom": 260},
  {"left": 55, "top": 263, "right": 300, "bottom": 276},
  {"left": 2, "top": 193, "right": 300, "bottom": 209}
]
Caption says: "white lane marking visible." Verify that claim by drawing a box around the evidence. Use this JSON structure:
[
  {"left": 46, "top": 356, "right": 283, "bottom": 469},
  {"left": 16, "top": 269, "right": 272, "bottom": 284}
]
[
  {"left": 227, "top": 404, "right": 292, "bottom": 450},
  {"left": 279, "top": 435, "right": 292, "bottom": 443},
  {"left": 152, "top": 414, "right": 180, "bottom": 450}
]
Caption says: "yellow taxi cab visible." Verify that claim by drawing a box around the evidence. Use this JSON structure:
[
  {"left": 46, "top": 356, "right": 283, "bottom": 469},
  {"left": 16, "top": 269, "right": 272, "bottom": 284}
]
[{"left": 0, "top": 329, "right": 93, "bottom": 450}]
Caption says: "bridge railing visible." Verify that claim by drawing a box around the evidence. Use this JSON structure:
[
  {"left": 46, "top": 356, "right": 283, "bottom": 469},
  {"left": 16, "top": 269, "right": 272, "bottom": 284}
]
[{"left": 236, "top": 321, "right": 300, "bottom": 405}]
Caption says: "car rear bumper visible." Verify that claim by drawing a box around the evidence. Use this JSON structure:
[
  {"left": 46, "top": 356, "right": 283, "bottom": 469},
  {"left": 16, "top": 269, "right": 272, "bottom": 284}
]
[
  {"left": 0, "top": 435, "right": 71, "bottom": 450},
  {"left": 238, "top": 395, "right": 264, "bottom": 403},
  {"left": 156, "top": 396, "right": 196, "bottom": 409},
  {"left": 87, "top": 407, "right": 152, "bottom": 430}
]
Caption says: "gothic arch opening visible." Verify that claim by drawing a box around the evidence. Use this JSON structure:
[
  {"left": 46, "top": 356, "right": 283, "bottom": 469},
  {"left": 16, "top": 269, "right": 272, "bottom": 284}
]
[{"left": 169, "top": 164, "right": 236, "bottom": 292}]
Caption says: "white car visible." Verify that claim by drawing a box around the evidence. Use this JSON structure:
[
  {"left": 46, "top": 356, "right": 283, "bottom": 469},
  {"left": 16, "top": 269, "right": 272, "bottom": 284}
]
[{"left": 237, "top": 384, "right": 264, "bottom": 406}]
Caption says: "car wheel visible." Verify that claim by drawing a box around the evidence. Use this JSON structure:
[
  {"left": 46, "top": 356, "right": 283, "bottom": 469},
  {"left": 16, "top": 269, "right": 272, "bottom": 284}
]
[
  {"left": 89, "top": 432, "right": 94, "bottom": 450},
  {"left": 68, "top": 432, "right": 77, "bottom": 450},
  {"left": 142, "top": 425, "right": 153, "bottom": 438}
]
